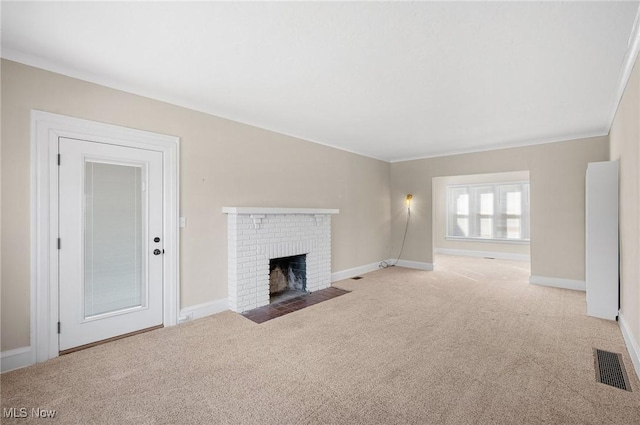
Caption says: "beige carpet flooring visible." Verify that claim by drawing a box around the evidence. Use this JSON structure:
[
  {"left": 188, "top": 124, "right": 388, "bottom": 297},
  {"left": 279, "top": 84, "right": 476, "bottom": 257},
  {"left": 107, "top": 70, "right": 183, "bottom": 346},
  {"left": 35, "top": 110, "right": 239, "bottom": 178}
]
[{"left": 2, "top": 255, "right": 640, "bottom": 424}]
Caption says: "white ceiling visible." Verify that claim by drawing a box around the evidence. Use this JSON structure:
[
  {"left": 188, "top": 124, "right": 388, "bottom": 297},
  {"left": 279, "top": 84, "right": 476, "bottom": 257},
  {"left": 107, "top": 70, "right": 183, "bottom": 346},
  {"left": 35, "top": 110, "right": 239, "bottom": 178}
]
[{"left": 2, "top": 1, "right": 639, "bottom": 161}]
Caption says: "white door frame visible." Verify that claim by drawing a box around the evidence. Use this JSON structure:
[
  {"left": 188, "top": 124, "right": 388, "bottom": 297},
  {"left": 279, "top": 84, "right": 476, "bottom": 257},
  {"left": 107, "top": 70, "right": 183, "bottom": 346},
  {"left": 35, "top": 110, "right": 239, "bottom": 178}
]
[{"left": 31, "top": 110, "right": 180, "bottom": 363}]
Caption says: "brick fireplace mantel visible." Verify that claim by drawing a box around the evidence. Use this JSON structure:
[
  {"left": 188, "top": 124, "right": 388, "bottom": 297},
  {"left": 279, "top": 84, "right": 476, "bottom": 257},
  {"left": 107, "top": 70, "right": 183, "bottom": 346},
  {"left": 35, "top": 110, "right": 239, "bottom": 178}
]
[{"left": 222, "top": 207, "right": 339, "bottom": 312}]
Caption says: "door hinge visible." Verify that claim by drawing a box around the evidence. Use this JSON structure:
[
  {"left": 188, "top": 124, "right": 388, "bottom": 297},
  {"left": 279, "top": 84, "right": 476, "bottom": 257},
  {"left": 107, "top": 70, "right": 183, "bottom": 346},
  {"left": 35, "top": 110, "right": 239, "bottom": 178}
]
[
  {"left": 57, "top": 238, "right": 61, "bottom": 250},
  {"left": 57, "top": 154, "right": 61, "bottom": 166},
  {"left": 57, "top": 322, "right": 61, "bottom": 334}
]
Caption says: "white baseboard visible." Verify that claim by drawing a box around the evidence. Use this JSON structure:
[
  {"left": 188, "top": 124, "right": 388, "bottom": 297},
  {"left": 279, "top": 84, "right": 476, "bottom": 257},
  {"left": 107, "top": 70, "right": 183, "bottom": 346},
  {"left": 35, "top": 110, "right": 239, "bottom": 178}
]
[
  {"left": 1, "top": 346, "right": 33, "bottom": 373},
  {"left": 435, "top": 248, "right": 530, "bottom": 262},
  {"left": 619, "top": 313, "right": 640, "bottom": 381},
  {"left": 529, "top": 275, "right": 586, "bottom": 291},
  {"left": 331, "top": 261, "right": 383, "bottom": 282},
  {"left": 178, "top": 298, "right": 228, "bottom": 323},
  {"left": 331, "top": 259, "right": 435, "bottom": 282},
  {"left": 392, "top": 259, "right": 434, "bottom": 271}
]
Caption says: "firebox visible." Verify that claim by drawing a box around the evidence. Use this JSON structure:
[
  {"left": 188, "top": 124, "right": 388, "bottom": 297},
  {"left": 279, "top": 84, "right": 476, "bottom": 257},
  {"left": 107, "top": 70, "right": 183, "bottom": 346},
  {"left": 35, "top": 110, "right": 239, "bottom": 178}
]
[{"left": 269, "top": 254, "right": 307, "bottom": 303}]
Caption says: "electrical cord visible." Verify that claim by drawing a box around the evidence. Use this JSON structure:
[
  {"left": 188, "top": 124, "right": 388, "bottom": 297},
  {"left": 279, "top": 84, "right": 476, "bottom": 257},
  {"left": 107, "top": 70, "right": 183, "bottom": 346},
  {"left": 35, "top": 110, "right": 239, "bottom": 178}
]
[{"left": 380, "top": 207, "right": 410, "bottom": 268}]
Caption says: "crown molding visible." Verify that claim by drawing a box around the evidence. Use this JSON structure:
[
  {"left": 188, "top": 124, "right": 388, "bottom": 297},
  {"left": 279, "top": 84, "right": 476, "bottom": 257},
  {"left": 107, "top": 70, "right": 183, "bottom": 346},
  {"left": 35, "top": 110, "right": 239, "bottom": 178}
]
[
  {"left": 0, "top": 49, "right": 388, "bottom": 163},
  {"left": 388, "top": 131, "right": 609, "bottom": 163},
  {"left": 606, "top": 3, "right": 640, "bottom": 133},
  {"left": 0, "top": 44, "right": 622, "bottom": 165}
]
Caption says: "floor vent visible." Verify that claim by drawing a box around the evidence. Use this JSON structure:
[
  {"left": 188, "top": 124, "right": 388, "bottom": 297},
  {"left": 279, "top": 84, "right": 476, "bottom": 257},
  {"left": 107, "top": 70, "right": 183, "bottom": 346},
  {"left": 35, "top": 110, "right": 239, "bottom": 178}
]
[
  {"left": 351, "top": 276, "right": 363, "bottom": 280},
  {"left": 594, "top": 348, "right": 631, "bottom": 391}
]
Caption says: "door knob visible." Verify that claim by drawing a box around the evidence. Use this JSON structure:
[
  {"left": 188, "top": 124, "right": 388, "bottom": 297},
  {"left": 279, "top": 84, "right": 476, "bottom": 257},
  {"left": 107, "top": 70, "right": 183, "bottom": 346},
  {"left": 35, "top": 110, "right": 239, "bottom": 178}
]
[{"left": 153, "top": 249, "right": 162, "bottom": 256}]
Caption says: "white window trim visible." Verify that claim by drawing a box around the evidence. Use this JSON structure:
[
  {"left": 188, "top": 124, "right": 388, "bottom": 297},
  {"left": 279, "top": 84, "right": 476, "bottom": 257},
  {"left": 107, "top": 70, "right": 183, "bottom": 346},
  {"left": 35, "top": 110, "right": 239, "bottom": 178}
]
[
  {"left": 445, "top": 181, "right": 530, "bottom": 244},
  {"left": 31, "top": 110, "right": 180, "bottom": 364}
]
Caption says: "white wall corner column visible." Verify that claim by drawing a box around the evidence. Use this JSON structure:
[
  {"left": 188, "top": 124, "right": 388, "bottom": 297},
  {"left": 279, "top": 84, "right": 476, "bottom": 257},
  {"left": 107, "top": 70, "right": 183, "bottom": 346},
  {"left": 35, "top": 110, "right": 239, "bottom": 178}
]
[
  {"left": 585, "top": 160, "right": 619, "bottom": 320},
  {"left": 222, "top": 207, "right": 338, "bottom": 313}
]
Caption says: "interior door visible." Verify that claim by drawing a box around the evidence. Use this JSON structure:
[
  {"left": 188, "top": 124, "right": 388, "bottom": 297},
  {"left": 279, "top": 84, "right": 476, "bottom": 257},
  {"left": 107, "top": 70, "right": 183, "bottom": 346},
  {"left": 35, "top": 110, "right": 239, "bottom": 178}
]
[{"left": 58, "top": 137, "right": 163, "bottom": 351}]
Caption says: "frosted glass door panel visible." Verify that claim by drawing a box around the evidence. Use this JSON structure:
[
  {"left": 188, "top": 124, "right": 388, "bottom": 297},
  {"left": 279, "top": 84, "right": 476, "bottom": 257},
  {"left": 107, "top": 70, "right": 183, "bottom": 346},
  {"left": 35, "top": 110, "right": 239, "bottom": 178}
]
[{"left": 84, "top": 162, "right": 145, "bottom": 318}]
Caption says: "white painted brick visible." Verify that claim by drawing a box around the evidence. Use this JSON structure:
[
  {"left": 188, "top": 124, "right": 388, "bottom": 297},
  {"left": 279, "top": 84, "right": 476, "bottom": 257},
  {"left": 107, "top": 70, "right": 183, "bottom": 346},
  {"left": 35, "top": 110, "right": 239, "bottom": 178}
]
[{"left": 241, "top": 304, "right": 256, "bottom": 313}]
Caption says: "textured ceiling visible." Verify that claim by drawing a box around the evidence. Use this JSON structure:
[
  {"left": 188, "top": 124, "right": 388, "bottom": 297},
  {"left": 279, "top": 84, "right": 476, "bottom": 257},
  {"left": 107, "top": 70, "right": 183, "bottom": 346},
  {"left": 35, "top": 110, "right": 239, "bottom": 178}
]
[{"left": 2, "top": 1, "right": 639, "bottom": 161}]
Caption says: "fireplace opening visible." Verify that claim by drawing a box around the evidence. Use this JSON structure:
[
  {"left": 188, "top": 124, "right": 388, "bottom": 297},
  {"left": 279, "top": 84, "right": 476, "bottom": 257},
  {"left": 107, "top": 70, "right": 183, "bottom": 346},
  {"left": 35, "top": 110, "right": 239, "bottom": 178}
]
[{"left": 269, "top": 254, "right": 307, "bottom": 303}]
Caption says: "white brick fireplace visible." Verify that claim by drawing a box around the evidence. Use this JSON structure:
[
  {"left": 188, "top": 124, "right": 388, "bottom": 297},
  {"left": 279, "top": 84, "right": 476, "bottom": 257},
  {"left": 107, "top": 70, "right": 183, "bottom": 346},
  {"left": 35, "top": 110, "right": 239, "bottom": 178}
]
[{"left": 222, "top": 207, "right": 339, "bottom": 312}]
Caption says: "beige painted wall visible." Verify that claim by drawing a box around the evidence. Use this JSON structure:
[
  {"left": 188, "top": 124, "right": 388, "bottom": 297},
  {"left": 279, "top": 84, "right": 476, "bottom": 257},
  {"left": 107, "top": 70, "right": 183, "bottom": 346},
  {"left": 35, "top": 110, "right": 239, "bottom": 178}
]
[
  {"left": 0, "top": 60, "right": 391, "bottom": 351},
  {"left": 610, "top": 55, "right": 640, "bottom": 354},
  {"left": 433, "top": 171, "right": 530, "bottom": 256},
  {"left": 390, "top": 136, "right": 609, "bottom": 279}
]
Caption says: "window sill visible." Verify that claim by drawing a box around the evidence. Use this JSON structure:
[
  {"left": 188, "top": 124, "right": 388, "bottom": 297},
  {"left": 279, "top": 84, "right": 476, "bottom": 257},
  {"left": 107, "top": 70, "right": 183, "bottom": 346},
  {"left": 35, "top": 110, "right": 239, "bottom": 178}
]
[{"left": 445, "top": 237, "right": 530, "bottom": 245}]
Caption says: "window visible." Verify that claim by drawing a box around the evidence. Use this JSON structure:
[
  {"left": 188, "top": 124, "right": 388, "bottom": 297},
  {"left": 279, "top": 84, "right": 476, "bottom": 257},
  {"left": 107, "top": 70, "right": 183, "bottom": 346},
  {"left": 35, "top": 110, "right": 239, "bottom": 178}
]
[{"left": 446, "top": 182, "right": 530, "bottom": 242}]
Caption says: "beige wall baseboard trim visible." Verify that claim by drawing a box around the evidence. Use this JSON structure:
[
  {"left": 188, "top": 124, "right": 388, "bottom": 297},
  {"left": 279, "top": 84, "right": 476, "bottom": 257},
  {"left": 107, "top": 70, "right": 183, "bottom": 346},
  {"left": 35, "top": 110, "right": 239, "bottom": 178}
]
[
  {"left": 435, "top": 248, "right": 530, "bottom": 262},
  {"left": 393, "top": 260, "right": 435, "bottom": 271},
  {"left": 1, "top": 346, "right": 32, "bottom": 373},
  {"left": 529, "top": 275, "right": 586, "bottom": 291},
  {"left": 619, "top": 314, "right": 640, "bottom": 380},
  {"left": 331, "top": 261, "right": 384, "bottom": 282},
  {"left": 178, "top": 298, "right": 229, "bottom": 323},
  {"left": 332, "top": 259, "right": 435, "bottom": 276}
]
